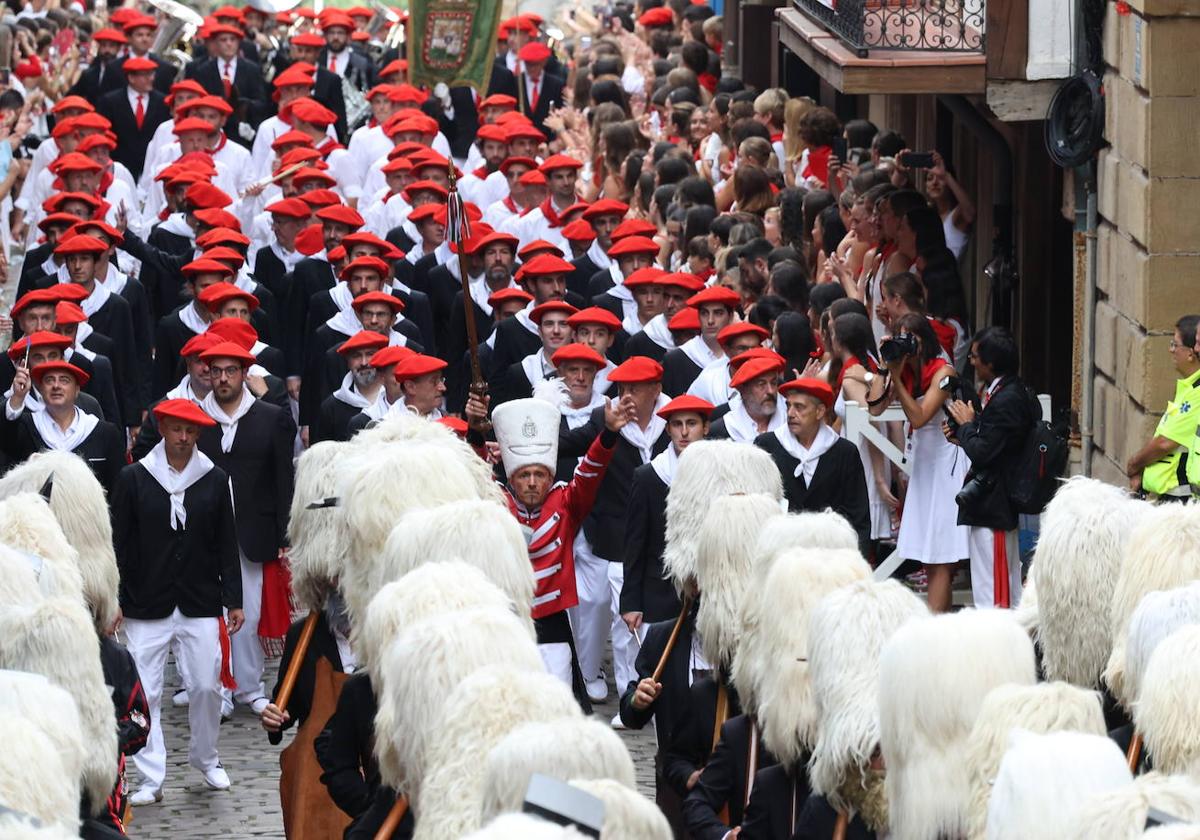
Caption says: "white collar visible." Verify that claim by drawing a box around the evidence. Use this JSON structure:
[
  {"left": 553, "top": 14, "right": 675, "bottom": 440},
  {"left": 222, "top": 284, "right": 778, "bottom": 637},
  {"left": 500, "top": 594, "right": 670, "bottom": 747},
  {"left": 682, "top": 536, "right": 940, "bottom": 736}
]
[
  {"left": 678, "top": 334, "right": 721, "bottom": 370},
  {"left": 32, "top": 405, "right": 98, "bottom": 452},
  {"left": 650, "top": 441, "right": 681, "bottom": 486},
  {"left": 139, "top": 441, "right": 215, "bottom": 530},
  {"left": 178, "top": 300, "right": 209, "bottom": 334},
  {"left": 619, "top": 392, "right": 671, "bottom": 463},
  {"left": 642, "top": 313, "right": 675, "bottom": 351},
  {"left": 520, "top": 348, "right": 555, "bottom": 386},
  {"left": 722, "top": 395, "right": 786, "bottom": 443},
  {"left": 331, "top": 372, "right": 376, "bottom": 408},
  {"left": 773, "top": 422, "right": 839, "bottom": 484},
  {"left": 586, "top": 239, "right": 612, "bottom": 270}
]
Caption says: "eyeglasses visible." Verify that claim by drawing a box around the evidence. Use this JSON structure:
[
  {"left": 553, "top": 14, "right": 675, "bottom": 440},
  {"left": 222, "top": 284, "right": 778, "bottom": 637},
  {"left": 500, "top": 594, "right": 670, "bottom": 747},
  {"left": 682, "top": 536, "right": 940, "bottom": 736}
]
[{"left": 209, "top": 365, "right": 243, "bottom": 379}]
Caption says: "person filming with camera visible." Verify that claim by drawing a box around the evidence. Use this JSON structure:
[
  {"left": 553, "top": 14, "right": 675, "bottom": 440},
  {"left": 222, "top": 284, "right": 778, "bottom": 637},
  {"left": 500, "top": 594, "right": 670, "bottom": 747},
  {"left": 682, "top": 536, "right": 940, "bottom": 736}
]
[
  {"left": 870, "top": 312, "right": 967, "bottom": 612},
  {"left": 943, "top": 326, "right": 1037, "bottom": 609}
]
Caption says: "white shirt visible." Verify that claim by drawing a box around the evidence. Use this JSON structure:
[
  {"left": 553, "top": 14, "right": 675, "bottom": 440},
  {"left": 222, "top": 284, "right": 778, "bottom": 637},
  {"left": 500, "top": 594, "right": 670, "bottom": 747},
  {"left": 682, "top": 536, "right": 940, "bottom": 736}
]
[
  {"left": 127, "top": 87, "right": 149, "bottom": 119},
  {"left": 325, "top": 49, "right": 349, "bottom": 76},
  {"left": 218, "top": 57, "right": 238, "bottom": 85}
]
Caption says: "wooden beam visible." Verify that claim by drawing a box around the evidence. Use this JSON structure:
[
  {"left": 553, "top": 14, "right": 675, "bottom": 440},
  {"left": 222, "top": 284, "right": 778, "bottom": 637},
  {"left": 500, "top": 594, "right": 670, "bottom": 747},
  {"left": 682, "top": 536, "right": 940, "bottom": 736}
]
[
  {"left": 986, "top": 0, "right": 1029, "bottom": 80},
  {"left": 986, "top": 79, "right": 1062, "bottom": 122}
]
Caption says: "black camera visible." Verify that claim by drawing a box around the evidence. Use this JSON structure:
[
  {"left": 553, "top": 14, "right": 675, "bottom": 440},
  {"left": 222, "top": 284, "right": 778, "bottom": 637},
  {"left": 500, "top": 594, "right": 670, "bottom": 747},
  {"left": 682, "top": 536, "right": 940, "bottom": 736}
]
[
  {"left": 878, "top": 333, "right": 918, "bottom": 365},
  {"left": 939, "top": 374, "right": 977, "bottom": 434},
  {"left": 955, "top": 471, "right": 996, "bottom": 509}
]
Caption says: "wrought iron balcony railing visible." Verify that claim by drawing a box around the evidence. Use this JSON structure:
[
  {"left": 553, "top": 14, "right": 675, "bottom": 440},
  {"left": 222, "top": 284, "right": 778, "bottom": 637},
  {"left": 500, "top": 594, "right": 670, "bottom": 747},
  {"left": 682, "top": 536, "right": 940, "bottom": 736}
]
[{"left": 793, "top": 0, "right": 986, "bottom": 57}]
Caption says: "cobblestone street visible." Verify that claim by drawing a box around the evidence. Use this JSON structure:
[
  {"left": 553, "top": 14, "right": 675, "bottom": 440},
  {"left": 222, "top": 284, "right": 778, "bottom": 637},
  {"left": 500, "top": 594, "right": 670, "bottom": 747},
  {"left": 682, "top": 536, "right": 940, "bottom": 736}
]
[{"left": 128, "top": 655, "right": 659, "bottom": 837}]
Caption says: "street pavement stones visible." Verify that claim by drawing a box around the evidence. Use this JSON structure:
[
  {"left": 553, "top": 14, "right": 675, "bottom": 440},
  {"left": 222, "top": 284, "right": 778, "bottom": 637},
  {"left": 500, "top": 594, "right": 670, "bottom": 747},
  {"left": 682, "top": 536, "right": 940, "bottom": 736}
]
[{"left": 128, "top": 654, "right": 659, "bottom": 837}]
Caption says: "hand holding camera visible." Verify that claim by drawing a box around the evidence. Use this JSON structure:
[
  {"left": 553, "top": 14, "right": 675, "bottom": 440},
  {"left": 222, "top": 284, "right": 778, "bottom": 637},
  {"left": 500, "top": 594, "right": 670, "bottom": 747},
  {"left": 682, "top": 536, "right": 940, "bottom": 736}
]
[{"left": 878, "top": 333, "right": 919, "bottom": 367}]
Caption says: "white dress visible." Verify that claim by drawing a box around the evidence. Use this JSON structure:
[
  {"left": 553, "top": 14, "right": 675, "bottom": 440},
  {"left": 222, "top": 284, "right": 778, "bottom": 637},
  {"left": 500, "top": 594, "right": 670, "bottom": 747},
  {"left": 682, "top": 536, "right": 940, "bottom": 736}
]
[
  {"left": 834, "top": 388, "right": 894, "bottom": 541},
  {"left": 895, "top": 391, "right": 970, "bottom": 565}
]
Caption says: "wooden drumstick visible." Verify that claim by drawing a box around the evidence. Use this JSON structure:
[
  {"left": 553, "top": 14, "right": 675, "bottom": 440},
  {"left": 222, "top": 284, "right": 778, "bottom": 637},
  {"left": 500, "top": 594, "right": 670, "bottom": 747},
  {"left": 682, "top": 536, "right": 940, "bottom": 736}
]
[
  {"left": 374, "top": 795, "right": 409, "bottom": 840},
  {"left": 652, "top": 595, "right": 692, "bottom": 683},
  {"left": 832, "top": 810, "right": 849, "bottom": 840},
  {"left": 272, "top": 610, "right": 319, "bottom": 713},
  {"left": 1127, "top": 731, "right": 1143, "bottom": 773}
]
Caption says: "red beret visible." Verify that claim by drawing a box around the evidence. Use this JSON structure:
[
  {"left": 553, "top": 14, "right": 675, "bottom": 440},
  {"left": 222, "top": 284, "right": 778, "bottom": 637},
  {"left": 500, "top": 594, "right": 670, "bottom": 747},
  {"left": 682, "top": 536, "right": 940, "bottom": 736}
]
[
  {"left": 37, "top": 212, "right": 82, "bottom": 232},
  {"left": 265, "top": 198, "right": 310, "bottom": 219},
  {"left": 466, "top": 230, "right": 519, "bottom": 255},
  {"left": 351, "top": 291, "right": 404, "bottom": 314},
  {"left": 153, "top": 398, "right": 217, "bottom": 427},
  {"left": 655, "top": 272, "right": 707, "bottom": 292},
  {"left": 717, "top": 322, "right": 769, "bottom": 346},
  {"left": 340, "top": 256, "right": 391, "bottom": 282},
  {"left": 194, "top": 208, "right": 242, "bottom": 230},
  {"left": 480, "top": 94, "right": 518, "bottom": 110},
  {"left": 529, "top": 301, "right": 578, "bottom": 324},
  {"left": 181, "top": 258, "right": 235, "bottom": 278},
  {"left": 437, "top": 416, "right": 468, "bottom": 437},
  {"left": 730, "top": 347, "right": 785, "bottom": 372},
  {"left": 779, "top": 377, "right": 836, "bottom": 409},
  {"left": 8, "top": 331, "right": 72, "bottom": 361},
  {"left": 407, "top": 204, "right": 442, "bottom": 224},
  {"left": 401, "top": 180, "right": 450, "bottom": 201},
  {"left": 180, "top": 95, "right": 234, "bottom": 116},
  {"left": 519, "top": 253, "right": 574, "bottom": 277},
  {"left": 290, "top": 32, "right": 326, "bottom": 48},
  {"left": 488, "top": 288, "right": 533, "bottom": 308},
  {"left": 503, "top": 123, "right": 546, "bottom": 143},
  {"left": 55, "top": 234, "right": 108, "bottom": 255},
  {"left": 53, "top": 301, "right": 87, "bottom": 327},
  {"left": 186, "top": 183, "right": 232, "bottom": 210},
  {"left": 657, "top": 394, "right": 715, "bottom": 419},
  {"left": 566, "top": 306, "right": 622, "bottom": 330},
  {"left": 518, "top": 42, "right": 552, "bottom": 64},
  {"left": 729, "top": 356, "right": 784, "bottom": 390},
  {"left": 608, "top": 356, "right": 664, "bottom": 384},
  {"left": 316, "top": 204, "right": 365, "bottom": 229},
  {"left": 476, "top": 124, "right": 508, "bottom": 143},
  {"left": 639, "top": 7, "right": 675, "bottom": 27},
  {"left": 92, "top": 28, "right": 129, "bottom": 44},
  {"left": 608, "top": 235, "right": 660, "bottom": 257},
  {"left": 517, "top": 170, "right": 547, "bottom": 186},
  {"left": 687, "top": 286, "right": 742, "bottom": 308},
  {"left": 199, "top": 340, "right": 257, "bottom": 366},
  {"left": 394, "top": 354, "right": 448, "bottom": 382},
  {"left": 668, "top": 307, "right": 701, "bottom": 331},
  {"left": 368, "top": 345, "right": 415, "bottom": 369},
  {"left": 337, "top": 331, "right": 389, "bottom": 355},
  {"left": 290, "top": 98, "right": 337, "bottom": 127},
  {"left": 623, "top": 267, "right": 668, "bottom": 288},
  {"left": 539, "top": 154, "right": 583, "bottom": 173},
  {"left": 197, "top": 282, "right": 259, "bottom": 313},
  {"left": 499, "top": 155, "right": 539, "bottom": 174},
  {"left": 122, "top": 56, "right": 158, "bottom": 72},
  {"left": 551, "top": 343, "right": 606, "bottom": 369},
  {"left": 32, "top": 360, "right": 89, "bottom": 387},
  {"left": 561, "top": 219, "right": 596, "bottom": 243},
  {"left": 49, "top": 284, "right": 90, "bottom": 304},
  {"left": 340, "top": 231, "right": 393, "bottom": 253},
  {"left": 54, "top": 153, "right": 103, "bottom": 174},
  {"left": 582, "top": 199, "right": 629, "bottom": 220},
  {"left": 611, "top": 218, "right": 658, "bottom": 241},
  {"left": 206, "top": 318, "right": 260, "bottom": 350},
  {"left": 196, "top": 227, "right": 250, "bottom": 249},
  {"left": 11, "top": 289, "right": 58, "bottom": 318},
  {"left": 172, "top": 117, "right": 216, "bottom": 136}
]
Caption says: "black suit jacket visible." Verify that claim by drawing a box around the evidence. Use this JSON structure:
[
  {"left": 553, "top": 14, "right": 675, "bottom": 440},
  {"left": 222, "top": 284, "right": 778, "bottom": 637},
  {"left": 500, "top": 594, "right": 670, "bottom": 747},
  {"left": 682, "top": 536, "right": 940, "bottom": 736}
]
[
  {"left": 266, "top": 612, "right": 344, "bottom": 744},
  {"left": 623, "top": 330, "right": 672, "bottom": 364},
  {"left": 661, "top": 347, "right": 705, "bottom": 397},
  {"left": 190, "top": 57, "right": 271, "bottom": 147},
  {"left": 791, "top": 793, "right": 874, "bottom": 840},
  {"left": 560, "top": 406, "right": 670, "bottom": 561},
  {"left": 622, "top": 461, "right": 682, "bottom": 622},
  {"left": 517, "top": 71, "right": 566, "bottom": 136},
  {"left": 954, "top": 375, "right": 1037, "bottom": 531},
  {"left": 663, "top": 676, "right": 742, "bottom": 797},
  {"left": 96, "top": 87, "right": 171, "bottom": 182},
  {"left": 197, "top": 399, "right": 294, "bottom": 564},
  {"left": 755, "top": 432, "right": 871, "bottom": 555},
  {"left": 282, "top": 257, "right": 339, "bottom": 375},
  {"left": 684, "top": 714, "right": 778, "bottom": 839},
  {"left": 318, "top": 49, "right": 377, "bottom": 91},
  {"left": 97, "top": 53, "right": 176, "bottom": 96},
  {"left": 252, "top": 245, "right": 289, "bottom": 304},
  {"left": 741, "top": 764, "right": 818, "bottom": 840},
  {"left": 0, "top": 408, "right": 125, "bottom": 495},
  {"left": 618, "top": 609, "right": 696, "bottom": 740}
]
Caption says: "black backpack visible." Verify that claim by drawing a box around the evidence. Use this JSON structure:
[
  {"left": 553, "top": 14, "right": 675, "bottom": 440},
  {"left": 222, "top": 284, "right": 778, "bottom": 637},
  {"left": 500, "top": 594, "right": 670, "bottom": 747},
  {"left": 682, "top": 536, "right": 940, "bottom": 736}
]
[{"left": 1007, "top": 390, "right": 1069, "bottom": 515}]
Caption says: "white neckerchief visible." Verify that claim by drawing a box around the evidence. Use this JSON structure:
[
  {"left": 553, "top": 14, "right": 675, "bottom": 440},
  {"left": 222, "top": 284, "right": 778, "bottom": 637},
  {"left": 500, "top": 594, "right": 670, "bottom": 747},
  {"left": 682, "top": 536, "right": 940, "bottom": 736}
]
[
  {"left": 65, "top": 344, "right": 96, "bottom": 364},
  {"left": 100, "top": 263, "right": 128, "bottom": 296},
  {"left": 269, "top": 240, "right": 304, "bottom": 271},
  {"left": 75, "top": 322, "right": 94, "bottom": 347},
  {"left": 166, "top": 374, "right": 206, "bottom": 402},
  {"left": 32, "top": 405, "right": 98, "bottom": 452},
  {"left": 650, "top": 441, "right": 681, "bottom": 486},
  {"left": 593, "top": 359, "right": 616, "bottom": 396},
  {"left": 250, "top": 340, "right": 268, "bottom": 356},
  {"left": 723, "top": 394, "right": 786, "bottom": 443},
  {"left": 233, "top": 267, "right": 256, "bottom": 293},
  {"left": 468, "top": 276, "right": 515, "bottom": 317},
  {"left": 561, "top": 389, "right": 604, "bottom": 430},
  {"left": 620, "top": 392, "right": 670, "bottom": 463},
  {"left": 586, "top": 239, "right": 612, "bottom": 270},
  {"left": 140, "top": 440, "right": 215, "bottom": 530},
  {"left": 620, "top": 302, "right": 646, "bottom": 336},
  {"left": 158, "top": 212, "right": 194, "bottom": 239},
  {"left": 201, "top": 386, "right": 254, "bottom": 452},
  {"left": 642, "top": 313, "right": 675, "bottom": 351},
  {"left": 773, "top": 422, "right": 839, "bottom": 484},
  {"left": 331, "top": 372, "right": 375, "bottom": 408},
  {"left": 520, "top": 348, "right": 555, "bottom": 387},
  {"left": 688, "top": 359, "right": 733, "bottom": 405},
  {"left": 384, "top": 395, "right": 443, "bottom": 420},
  {"left": 6, "top": 385, "right": 43, "bottom": 414},
  {"left": 678, "top": 334, "right": 721, "bottom": 371},
  {"left": 59, "top": 274, "right": 111, "bottom": 318},
  {"left": 325, "top": 305, "right": 363, "bottom": 337},
  {"left": 360, "top": 390, "right": 392, "bottom": 421},
  {"left": 178, "top": 300, "right": 209, "bottom": 334},
  {"left": 514, "top": 301, "right": 538, "bottom": 336},
  {"left": 329, "top": 281, "right": 354, "bottom": 311},
  {"left": 604, "top": 264, "right": 631, "bottom": 304}
]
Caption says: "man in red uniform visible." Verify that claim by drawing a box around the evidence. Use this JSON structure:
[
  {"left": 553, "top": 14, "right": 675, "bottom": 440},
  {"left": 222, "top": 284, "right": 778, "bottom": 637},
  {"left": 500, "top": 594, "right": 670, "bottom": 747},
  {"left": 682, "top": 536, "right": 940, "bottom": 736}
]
[{"left": 467, "top": 388, "right": 635, "bottom": 692}]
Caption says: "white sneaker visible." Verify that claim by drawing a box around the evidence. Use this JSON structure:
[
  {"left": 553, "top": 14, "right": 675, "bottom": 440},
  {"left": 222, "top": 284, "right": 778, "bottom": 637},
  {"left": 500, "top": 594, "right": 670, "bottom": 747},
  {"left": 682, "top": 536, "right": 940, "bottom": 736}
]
[
  {"left": 202, "top": 765, "right": 231, "bottom": 791},
  {"left": 129, "top": 786, "right": 162, "bottom": 805},
  {"left": 610, "top": 713, "right": 627, "bottom": 731},
  {"left": 172, "top": 688, "right": 189, "bottom": 707},
  {"left": 585, "top": 677, "right": 608, "bottom": 703}
]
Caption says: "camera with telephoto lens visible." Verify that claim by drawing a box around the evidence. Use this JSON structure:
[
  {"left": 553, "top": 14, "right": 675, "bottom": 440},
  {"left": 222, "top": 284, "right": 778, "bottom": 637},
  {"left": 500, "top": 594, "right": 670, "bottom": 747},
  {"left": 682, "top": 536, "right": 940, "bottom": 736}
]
[
  {"left": 878, "top": 333, "right": 919, "bottom": 365},
  {"left": 939, "top": 374, "right": 977, "bottom": 435}
]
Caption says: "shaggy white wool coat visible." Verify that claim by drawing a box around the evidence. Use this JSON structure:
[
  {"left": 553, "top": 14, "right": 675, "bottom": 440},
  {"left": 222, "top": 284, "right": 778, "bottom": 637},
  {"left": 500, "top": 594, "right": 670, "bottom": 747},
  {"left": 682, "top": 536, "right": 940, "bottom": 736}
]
[
  {"left": 0, "top": 599, "right": 117, "bottom": 818},
  {"left": 1105, "top": 502, "right": 1200, "bottom": 709},
  {"left": 731, "top": 547, "right": 871, "bottom": 770},
  {"left": 0, "top": 719, "right": 77, "bottom": 832},
  {"left": 479, "top": 718, "right": 636, "bottom": 823},
  {"left": 985, "top": 730, "right": 1132, "bottom": 840},
  {"left": 807, "top": 580, "right": 927, "bottom": 808},
  {"left": 338, "top": 441, "right": 492, "bottom": 623},
  {"left": 377, "top": 500, "right": 535, "bottom": 627},
  {"left": 1142, "top": 826, "right": 1200, "bottom": 840},
  {"left": 1068, "top": 772, "right": 1200, "bottom": 840},
  {"left": 663, "top": 440, "right": 783, "bottom": 592},
  {"left": 1135, "top": 625, "right": 1200, "bottom": 777},
  {"left": 0, "top": 815, "right": 80, "bottom": 839},
  {"left": 965, "top": 682, "right": 1106, "bottom": 839},
  {"left": 461, "top": 813, "right": 588, "bottom": 840},
  {"left": 414, "top": 666, "right": 582, "bottom": 840},
  {"left": 569, "top": 778, "right": 673, "bottom": 840},
  {"left": 287, "top": 441, "right": 351, "bottom": 612},
  {"left": 374, "top": 608, "right": 543, "bottom": 796},
  {"left": 1029, "top": 476, "right": 1148, "bottom": 689},
  {"left": 0, "top": 452, "right": 120, "bottom": 634},
  {"left": 0, "top": 498, "right": 84, "bottom": 607},
  {"left": 879, "top": 610, "right": 1036, "bottom": 840},
  {"left": 0, "top": 670, "right": 86, "bottom": 834},
  {"left": 694, "top": 493, "right": 783, "bottom": 670},
  {"left": 359, "top": 563, "right": 527, "bottom": 671},
  {"left": 752, "top": 509, "right": 861, "bottom": 564},
  {"left": 1124, "top": 582, "right": 1200, "bottom": 711}
]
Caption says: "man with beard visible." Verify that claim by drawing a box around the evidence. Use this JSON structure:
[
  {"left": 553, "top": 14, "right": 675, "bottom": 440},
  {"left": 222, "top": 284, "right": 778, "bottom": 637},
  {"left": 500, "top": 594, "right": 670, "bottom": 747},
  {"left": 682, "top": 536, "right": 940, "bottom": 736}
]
[
  {"left": 1, "top": 359, "right": 126, "bottom": 493},
  {"left": 493, "top": 301, "right": 577, "bottom": 406},
  {"left": 621, "top": 395, "right": 713, "bottom": 633},
  {"left": 195, "top": 341, "right": 294, "bottom": 721},
  {"left": 319, "top": 11, "right": 376, "bottom": 91},
  {"left": 662, "top": 285, "right": 741, "bottom": 397},
  {"left": 445, "top": 231, "right": 520, "bottom": 368},
  {"left": 388, "top": 354, "right": 449, "bottom": 420},
  {"left": 755, "top": 378, "right": 871, "bottom": 553},
  {"left": 707, "top": 354, "right": 788, "bottom": 442},
  {"left": 313, "top": 330, "right": 388, "bottom": 443}
]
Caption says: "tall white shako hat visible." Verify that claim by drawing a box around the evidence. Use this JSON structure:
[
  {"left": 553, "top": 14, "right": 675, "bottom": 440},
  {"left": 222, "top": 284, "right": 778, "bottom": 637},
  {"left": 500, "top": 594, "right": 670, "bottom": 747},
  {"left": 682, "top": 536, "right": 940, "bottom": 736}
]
[{"left": 493, "top": 397, "right": 561, "bottom": 477}]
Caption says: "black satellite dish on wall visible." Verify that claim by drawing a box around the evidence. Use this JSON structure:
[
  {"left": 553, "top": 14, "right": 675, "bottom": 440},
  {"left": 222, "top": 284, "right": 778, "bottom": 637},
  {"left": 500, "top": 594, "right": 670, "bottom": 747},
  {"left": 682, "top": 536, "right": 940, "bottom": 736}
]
[{"left": 1044, "top": 69, "right": 1106, "bottom": 168}]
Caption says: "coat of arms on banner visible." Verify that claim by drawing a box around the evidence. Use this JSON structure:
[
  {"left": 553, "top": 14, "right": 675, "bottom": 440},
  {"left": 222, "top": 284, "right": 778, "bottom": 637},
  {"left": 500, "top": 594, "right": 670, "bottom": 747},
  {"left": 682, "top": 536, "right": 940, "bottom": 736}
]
[{"left": 424, "top": 12, "right": 472, "bottom": 70}]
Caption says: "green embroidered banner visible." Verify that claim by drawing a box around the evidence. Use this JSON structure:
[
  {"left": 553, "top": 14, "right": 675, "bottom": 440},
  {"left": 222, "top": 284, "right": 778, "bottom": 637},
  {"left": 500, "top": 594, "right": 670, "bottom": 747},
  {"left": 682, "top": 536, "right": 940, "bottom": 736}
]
[{"left": 407, "top": 0, "right": 503, "bottom": 93}]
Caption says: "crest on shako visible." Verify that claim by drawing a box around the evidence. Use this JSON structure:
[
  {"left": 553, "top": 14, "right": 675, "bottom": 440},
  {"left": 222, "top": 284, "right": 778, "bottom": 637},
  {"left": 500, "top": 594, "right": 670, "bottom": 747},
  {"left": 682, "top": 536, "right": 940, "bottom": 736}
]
[
  {"left": 423, "top": 10, "right": 473, "bottom": 70},
  {"left": 522, "top": 416, "right": 538, "bottom": 438}
]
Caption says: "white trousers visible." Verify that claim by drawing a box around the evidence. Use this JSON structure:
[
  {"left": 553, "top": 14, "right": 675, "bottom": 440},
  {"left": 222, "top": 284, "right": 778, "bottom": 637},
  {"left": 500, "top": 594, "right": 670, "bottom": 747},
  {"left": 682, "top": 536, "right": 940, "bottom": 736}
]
[
  {"left": 539, "top": 643, "right": 573, "bottom": 687},
  {"left": 228, "top": 554, "right": 265, "bottom": 708},
  {"left": 568, "top": 532, "right": 640, "bottom": 690},
  {"left": 968, "top": 526, "right": 1023, "bottom": 609},
  {"left": 125, "top": 609, "right": 224, "bottom": 789}
]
